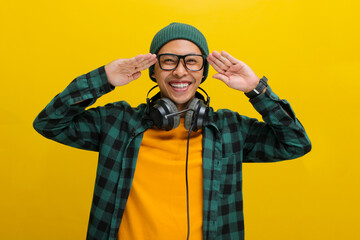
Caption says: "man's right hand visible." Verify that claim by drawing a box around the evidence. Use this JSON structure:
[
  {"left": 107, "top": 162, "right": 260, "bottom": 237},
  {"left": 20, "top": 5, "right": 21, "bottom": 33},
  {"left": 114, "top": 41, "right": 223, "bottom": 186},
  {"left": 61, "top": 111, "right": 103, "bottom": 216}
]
[{"left": 105, "top": 53, "right": 157, "bottom": 87}]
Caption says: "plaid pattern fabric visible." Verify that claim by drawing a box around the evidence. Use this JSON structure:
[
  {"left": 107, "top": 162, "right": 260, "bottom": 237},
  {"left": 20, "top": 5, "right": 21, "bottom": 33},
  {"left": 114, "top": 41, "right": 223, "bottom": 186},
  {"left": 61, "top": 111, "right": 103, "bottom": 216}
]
[{"left": 33, "top": 67, "right": 311, "bottom": 240}]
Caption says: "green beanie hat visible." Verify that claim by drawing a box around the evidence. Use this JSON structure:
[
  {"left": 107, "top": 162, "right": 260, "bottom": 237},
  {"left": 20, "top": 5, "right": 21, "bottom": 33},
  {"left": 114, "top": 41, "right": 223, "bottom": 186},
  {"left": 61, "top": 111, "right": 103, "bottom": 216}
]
[{"left": 149, "top": 22, "right": 209, "bottom": 83}]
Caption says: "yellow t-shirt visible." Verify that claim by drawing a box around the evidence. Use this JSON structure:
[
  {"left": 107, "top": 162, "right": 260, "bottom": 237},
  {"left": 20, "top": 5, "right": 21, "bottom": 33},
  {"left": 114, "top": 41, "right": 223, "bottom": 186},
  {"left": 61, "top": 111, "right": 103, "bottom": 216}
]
[{"left": 118, "top": 118, "right": 203, "bottom": 239}]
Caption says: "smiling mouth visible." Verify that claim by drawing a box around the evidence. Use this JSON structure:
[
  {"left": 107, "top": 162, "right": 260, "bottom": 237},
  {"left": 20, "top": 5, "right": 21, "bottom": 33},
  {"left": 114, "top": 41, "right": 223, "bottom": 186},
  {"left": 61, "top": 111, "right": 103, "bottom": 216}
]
[{"left": 169, "top": 82, "right": 191, "bottom": 89}]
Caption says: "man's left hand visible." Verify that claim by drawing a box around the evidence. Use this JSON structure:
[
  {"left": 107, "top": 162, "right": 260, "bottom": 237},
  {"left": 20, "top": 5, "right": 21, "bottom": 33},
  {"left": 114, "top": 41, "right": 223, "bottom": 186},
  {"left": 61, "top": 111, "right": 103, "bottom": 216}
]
[{"left": 207, "top": 51, "right": 260, "bottom": 93}]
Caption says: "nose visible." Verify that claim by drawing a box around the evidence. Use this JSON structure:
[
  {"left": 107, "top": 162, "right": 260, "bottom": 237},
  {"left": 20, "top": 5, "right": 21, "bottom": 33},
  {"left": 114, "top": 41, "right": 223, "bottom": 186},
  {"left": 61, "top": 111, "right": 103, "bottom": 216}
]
[{"left": 173, "top": 59, "right": 188, "bottom": 77}]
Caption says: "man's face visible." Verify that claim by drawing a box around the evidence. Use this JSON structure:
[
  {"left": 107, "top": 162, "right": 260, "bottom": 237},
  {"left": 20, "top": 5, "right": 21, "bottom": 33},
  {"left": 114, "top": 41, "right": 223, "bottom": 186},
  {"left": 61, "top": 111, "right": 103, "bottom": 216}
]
[{"left": 152, "top": 39, "right": 204, "bottom": 111}]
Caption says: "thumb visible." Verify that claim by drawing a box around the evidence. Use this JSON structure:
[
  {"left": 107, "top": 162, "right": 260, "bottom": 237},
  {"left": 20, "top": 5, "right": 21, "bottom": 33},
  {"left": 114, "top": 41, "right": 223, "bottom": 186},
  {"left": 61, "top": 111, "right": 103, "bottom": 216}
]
[
  {"left": 213, "top": 73, "right": 230, "bottom": 85},
  {"left": 130, "top": 71, "right": 142, "bottom": 81}
]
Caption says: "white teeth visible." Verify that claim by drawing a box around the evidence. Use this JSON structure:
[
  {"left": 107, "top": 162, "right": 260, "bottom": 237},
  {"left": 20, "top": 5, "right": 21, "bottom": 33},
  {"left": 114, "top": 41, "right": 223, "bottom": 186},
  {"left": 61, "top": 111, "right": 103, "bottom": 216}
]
[{"left": 170, "top": 83, "right": 190, "bottom": 89}]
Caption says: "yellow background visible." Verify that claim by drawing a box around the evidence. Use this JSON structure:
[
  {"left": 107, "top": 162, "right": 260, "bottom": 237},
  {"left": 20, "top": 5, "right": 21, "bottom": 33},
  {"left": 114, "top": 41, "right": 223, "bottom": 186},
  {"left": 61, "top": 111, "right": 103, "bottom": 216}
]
[{"left": 1, "top": 0, "right": 359, "bottom": 239}]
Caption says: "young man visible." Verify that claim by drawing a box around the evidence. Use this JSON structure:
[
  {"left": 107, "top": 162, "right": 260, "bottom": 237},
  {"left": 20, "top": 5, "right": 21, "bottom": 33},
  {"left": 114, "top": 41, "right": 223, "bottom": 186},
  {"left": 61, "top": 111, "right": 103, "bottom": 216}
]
[{"left": 33, "top": 23, "right": 311, "bottom": 240}]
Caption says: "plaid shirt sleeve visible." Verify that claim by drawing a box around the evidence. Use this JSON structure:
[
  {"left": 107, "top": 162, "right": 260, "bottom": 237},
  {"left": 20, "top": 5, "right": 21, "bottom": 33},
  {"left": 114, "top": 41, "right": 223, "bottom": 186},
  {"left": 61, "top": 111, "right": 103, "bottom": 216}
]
[
  {"left": 242, "top": 85, "right": 312, "bottom": 162},
  {"left": 33, "top": 66, "right": 114, "bottom": 151},
  {"left": 202, "top": 85, "right": 311, "bottom": 239}
]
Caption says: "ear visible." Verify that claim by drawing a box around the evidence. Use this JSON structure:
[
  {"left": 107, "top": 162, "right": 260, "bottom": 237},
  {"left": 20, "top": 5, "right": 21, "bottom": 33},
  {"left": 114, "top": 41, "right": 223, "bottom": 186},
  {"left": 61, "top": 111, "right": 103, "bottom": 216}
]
[{"left": 151, "top": 66, "right": 156, "bottom": 79}]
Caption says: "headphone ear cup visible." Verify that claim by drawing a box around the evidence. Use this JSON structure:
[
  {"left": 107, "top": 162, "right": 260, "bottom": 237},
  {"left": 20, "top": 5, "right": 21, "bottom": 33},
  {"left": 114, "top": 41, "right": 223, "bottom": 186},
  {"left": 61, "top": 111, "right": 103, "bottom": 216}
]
[
  {"left": 162, "top": 98, "right": 180, "bottom": 130},
  {"left": 184, "top": 98, "right": 207, "bottom": 131},
  {"left": 184, "top": 98, "right": 198, "bottom": 131},
  {"left": 151, "top": 97, "right": 180, "bottom": 130}
]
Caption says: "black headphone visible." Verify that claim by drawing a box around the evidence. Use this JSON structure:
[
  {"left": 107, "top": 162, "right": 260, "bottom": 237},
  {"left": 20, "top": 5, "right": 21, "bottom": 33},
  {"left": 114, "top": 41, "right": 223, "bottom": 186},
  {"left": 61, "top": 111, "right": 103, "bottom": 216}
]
[{"left": 146, "top": 86, "right": 210, "bottom": 131}]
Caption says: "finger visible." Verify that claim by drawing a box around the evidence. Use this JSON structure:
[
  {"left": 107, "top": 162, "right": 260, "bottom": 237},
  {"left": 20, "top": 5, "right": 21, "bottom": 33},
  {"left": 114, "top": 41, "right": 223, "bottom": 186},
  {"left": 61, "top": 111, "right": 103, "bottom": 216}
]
[
  {"left": 140, "top": 53, "right": 156, "bottom": 62},
  {"left": 138, "top": 54, "right": 157, "bottom": 65},
  {"left": 130, "top": 54, "right": 156, "bottom": 71},
  {"left": 130, "top": 54, "right": 155, "bottom": 69},
  {"left": 212, "top": 50, "right": 232, "bottom": 67},
  {"left": 207, "top": 57, "right": 225, "bottom": 73},
  {"left": 208, "top": 52, "right": 229, "bottom": 71},
  {"left": 221, "top": 51, "right": 240, "bottom": 65},
  {"left": 131, "top": 54, "right": 144, "bottom": 63},
  {"left": 136, "top": 57, "right": 157, "bottom": 71},
  {"left": 133, "top": 53, "right": 154, "bottom": 65},
  {"left": 208, "top": 55, "right": 226, "bottom": 74}
]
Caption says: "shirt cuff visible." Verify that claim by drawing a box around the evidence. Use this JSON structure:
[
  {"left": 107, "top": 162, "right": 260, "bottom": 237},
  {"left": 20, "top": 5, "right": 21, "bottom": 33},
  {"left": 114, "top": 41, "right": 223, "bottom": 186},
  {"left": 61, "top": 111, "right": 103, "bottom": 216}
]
[
  {"left": 86, "top": 65, "right": 115, "bottom": 98},
  {"left": 249, "top": 85, "right": 296, "bottom": 122},
  {"left": 65, "top": 66, "right": 115, "bottom": 106}
]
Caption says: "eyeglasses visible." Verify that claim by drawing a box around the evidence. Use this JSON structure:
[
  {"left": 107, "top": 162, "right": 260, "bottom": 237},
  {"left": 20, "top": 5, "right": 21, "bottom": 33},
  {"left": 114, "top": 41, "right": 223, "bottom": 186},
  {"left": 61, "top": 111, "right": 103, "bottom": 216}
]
[{"left": 157, "top": 53, "right": 206, "bottom": 71}]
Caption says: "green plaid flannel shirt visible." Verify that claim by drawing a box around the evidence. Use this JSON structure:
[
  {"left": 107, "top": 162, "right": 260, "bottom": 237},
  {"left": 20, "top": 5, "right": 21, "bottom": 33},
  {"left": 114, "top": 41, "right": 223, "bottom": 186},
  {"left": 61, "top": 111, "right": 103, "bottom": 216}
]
[{"left": 33, "top": 66, "right": 311, "bottom": 240}]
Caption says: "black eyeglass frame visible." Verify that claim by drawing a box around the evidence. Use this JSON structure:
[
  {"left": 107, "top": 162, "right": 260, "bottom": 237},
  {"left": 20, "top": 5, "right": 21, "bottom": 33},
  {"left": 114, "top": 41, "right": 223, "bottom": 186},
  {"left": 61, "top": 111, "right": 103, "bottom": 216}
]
[{"left": 157, "top": 53, "right": 206, "bottom": 72}]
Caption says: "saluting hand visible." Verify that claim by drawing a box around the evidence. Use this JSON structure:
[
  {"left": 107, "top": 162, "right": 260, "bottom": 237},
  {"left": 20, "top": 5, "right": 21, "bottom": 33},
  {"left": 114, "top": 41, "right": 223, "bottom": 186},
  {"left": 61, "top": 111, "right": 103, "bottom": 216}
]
[
  {"left": 207, "top": 51, "right": 260, "bottom": 93},
  {"left": 105, "top": 53, "right": 157, "bottom": 87}
]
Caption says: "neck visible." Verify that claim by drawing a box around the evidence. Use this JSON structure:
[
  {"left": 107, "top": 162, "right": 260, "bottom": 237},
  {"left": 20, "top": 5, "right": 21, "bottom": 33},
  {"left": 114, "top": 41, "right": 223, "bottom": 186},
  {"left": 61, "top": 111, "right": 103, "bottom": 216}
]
[{"left": 176, "top": 103, "right": 188, "bottom": 112}]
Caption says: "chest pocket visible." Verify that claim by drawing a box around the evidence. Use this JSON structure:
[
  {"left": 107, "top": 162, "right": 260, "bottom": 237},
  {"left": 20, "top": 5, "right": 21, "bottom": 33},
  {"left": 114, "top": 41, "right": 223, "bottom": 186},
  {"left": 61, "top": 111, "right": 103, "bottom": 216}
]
[{"left": 220, "top": 154, "right": 242, "bottom": 197}]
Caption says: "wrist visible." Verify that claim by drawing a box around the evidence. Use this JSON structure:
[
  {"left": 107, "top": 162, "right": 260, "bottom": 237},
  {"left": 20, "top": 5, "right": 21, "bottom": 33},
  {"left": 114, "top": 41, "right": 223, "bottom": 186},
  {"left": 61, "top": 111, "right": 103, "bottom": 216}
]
[
  {"left": 244, "top": 77, "right": 261, "bottom": 93},
  {"left": 245, "top": 76, "right": 268, "bottom": 99}
]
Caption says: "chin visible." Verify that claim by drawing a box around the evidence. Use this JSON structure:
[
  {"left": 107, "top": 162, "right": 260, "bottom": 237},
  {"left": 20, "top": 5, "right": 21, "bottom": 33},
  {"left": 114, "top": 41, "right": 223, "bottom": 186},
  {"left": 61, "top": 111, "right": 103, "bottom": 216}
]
[{"left": 172, "top": 96, "right": 194, "bottom": 108}]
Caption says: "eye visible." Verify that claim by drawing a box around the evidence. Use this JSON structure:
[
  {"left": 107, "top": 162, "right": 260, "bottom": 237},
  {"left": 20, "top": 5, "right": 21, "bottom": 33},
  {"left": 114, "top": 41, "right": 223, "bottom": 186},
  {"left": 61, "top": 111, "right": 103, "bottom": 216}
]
[
  {"left": 160, "top": 55, "right": 178, "bottom": 65},
  {"left": 164, "top": 58, "right": 176, "bottom": 63},
  {"left": 186, "top": 57, "right": 199, "bottom": 65}
]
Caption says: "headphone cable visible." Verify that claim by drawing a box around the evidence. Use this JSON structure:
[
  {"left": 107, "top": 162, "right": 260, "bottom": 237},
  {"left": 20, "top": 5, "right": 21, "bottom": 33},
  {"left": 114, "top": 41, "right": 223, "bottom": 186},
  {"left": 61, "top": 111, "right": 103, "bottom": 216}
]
[
  {"left": 185, "top": 126, "right": 192, "bottom": 240},
  {"left": 185, "top": 113, "right": 197, "bottom": 240}
]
